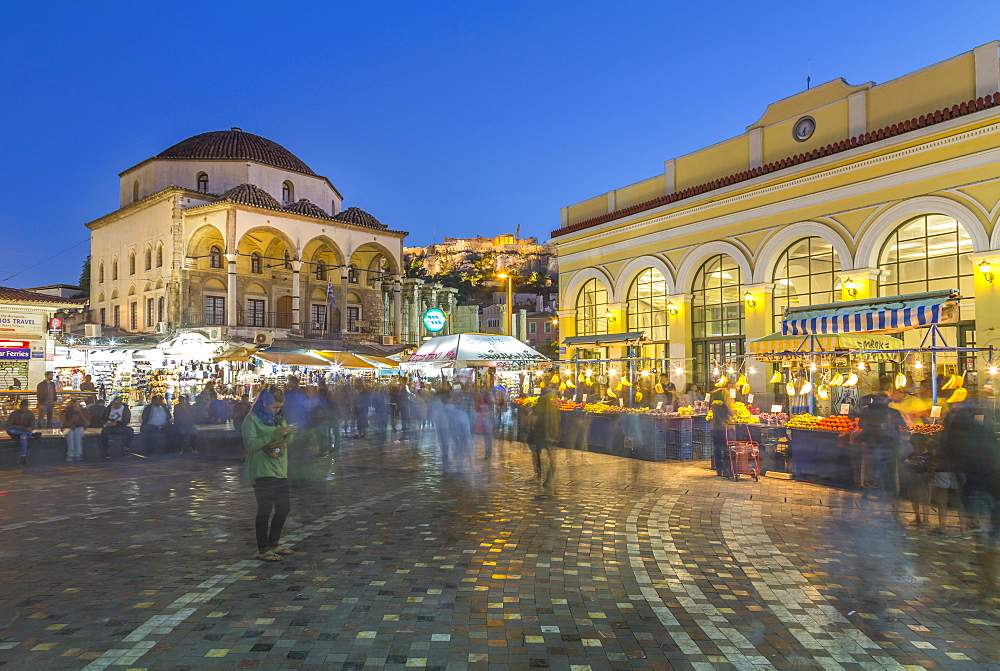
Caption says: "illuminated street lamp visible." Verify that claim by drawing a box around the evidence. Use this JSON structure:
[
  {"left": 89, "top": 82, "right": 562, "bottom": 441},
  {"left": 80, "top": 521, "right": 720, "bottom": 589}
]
[{"left": 497, "top": 273, "right": 514, "bottom": 336}]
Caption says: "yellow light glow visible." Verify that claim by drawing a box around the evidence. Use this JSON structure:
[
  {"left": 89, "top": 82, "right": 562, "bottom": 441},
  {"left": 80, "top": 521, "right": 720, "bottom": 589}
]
[
  {"left": 675, "top": 367, "right": 684, "bottom": 375},
  {"left": 990, "top": 365, "right": 999, "bottom": 376},
  {"left": 747, "top": 366, "right": 756, "bottom": 375},
  {"left": 914, "top": 360, "right": 923, "bottom": 369},
  {"left": 641, "top": 370, "right": 650, "bottom": 376},
  {"left": 857, "top": 361, "right": 866, "bottom": 371}
]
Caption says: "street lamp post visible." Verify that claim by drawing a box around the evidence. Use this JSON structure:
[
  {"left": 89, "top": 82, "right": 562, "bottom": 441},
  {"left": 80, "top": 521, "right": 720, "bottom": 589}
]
[{"left": 497, "top": 273, "right": 513, "bottom": 336}]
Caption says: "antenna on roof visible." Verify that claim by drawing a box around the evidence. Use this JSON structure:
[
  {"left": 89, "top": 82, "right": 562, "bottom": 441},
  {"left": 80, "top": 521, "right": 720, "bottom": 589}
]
[{"left": 806, "top": 59, "right": 811, "bottom": 90}]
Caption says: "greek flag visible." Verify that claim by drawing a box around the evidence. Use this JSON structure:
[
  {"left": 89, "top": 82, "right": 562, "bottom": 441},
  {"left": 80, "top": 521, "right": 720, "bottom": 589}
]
[{"left": 327, "top": 278, "right": 336, "bottom": 311}]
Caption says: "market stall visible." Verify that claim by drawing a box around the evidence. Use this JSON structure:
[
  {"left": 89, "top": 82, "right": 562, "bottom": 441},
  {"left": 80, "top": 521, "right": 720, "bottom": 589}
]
[{"left": 748, "top": 290, "right": 981, "bottom": 486}]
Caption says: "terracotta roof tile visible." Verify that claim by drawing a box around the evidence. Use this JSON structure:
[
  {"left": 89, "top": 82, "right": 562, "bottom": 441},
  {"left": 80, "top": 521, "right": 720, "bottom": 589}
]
[
  {"left": 552, "top": 92, "right": 1000, "bottom": 238},
  {"left": 0, "top": 286, "right": 87, "bottom": 306},
  {"left": 284, "top": 198, "right": 331, "bottom": 219}
]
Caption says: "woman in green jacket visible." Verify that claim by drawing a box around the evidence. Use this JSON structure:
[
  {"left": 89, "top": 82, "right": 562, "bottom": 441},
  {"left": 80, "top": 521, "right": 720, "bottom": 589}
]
[{"left": 243, "top": 388, "right": 298, "bottom": 562}]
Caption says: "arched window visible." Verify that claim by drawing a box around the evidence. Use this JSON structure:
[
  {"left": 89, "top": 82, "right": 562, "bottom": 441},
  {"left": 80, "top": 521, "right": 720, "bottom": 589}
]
[
  {"left": 251, "top": 252, "right": 262, "bottom": 274},
  {"left": 691, "top": 255, "right": 744, "bottom": 386},
  {"left": 282, "top": 181, "right": 294, "bottom": 204},
  {"left": 772, "top": 237, "right": 840, "bottom": 330},
  {"left": 144, "top": 247, "right": 152, "bottom": 271},
  {"left": 196, "top": 172, "right": 209, "bottom": 193},
  {"left": 209, "top": 245, "right": 223, "bottom": 269},
  {"left": 156, "top": 243, "right": 163, "bottom": 268},
  {"left": 348, "top": 265, "right": 359, "bottom": 284},
  {"left": 129, "top": 252, "right": 136, "bottom": 275},
  {"left": 98, "top": 263, "right": 105, "bottom": 284},
  {"left": 132, "top": 180, "right": 139, "bottom": 203},
  {"left": 574, "top": 278, "right": 609, "bottom": 337},
  {"left": 878, "top": 214, "right": 974, "bottom": 297},
  {"left": 283, "top": 251, "right": 292, "bottom": 270},
  {"left": 112, "top": 259, "right": 118, "bottom": 281},
  {"left": 626, "top": 268, "right": 668, "bottom": 360},
  {"left": 315, "top": 263, "right": 327, "bottom": 281}
]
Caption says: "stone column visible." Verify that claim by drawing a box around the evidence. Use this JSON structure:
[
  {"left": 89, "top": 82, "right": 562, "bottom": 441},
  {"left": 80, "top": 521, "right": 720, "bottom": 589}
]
[
  {"left": 340, "top": 272, "right": 349, "bottom": 334},
  {"left": 291, "top": 261, "right": 302, "bottom": 334},
  {"left": 225, "top": 253, "right": 238, "bottom": 328},
  {"left": 392, "top": 276, "right": 402, "bottom": 341},
  {"left": 519, "top": 309, "right": 528, "bottom": 343}
]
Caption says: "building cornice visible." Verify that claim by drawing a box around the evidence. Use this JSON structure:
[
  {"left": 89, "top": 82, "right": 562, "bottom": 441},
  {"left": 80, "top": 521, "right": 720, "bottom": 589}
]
[
  {"left": 85, "top": 186, "right": 209, "bottom": 231},
  {"left": 181, "top": 201, "right": 408, "bottom": 238},
  {"left": 553, "top": 92, "right": 1000, "bottom": 240}
]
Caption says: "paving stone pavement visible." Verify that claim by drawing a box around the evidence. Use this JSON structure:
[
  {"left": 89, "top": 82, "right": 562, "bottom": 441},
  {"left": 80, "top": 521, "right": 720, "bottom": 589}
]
[{"left": 0, "top": 428, "right": 998, "bottom": 670}]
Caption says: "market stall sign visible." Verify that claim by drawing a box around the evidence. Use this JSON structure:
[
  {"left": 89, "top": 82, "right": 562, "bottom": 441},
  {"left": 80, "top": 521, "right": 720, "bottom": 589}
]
[
  {"left": 0, "top": 312, "right": 44, "bottom": 335},
  {"left": 422, "top": 309, "right": 447, "bottom": 332},
  {"left": 0, "top": 348, "right": 30, "bottom": 360},
  {"left": 749, "top": 331, "right": 902, "bottom": 362},
  {"left": 0, "top": 340, "right": 29, "bottom": 348}
]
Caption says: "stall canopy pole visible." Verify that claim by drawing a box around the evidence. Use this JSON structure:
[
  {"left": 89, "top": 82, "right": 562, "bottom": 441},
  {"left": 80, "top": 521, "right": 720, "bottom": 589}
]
[{"left": 931, "top": 351, "right": 938, "bottom": 406}]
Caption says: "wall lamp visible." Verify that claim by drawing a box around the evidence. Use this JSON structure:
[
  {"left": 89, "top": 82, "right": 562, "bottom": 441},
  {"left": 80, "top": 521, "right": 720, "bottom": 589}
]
[
  {"left": 743, "top": 291, "right": 756, "bottom": 308},
  {"left": 666, "top": 301, "right": 678, "bottom": 316},
  {"left": 844, "top": 278, "right": 858, "bottom": 298},
  {"left": 604, "top": 311, "right": 616, "bottom": 323},
  {"left": 980, "top": 260, "right": 994, "bottom": 283}
]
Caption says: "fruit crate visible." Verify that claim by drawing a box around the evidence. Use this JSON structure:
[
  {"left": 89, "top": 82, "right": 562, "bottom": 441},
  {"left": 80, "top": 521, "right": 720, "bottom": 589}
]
[{"left": 666, "top": 416, "right": 694, "bottom": 432}]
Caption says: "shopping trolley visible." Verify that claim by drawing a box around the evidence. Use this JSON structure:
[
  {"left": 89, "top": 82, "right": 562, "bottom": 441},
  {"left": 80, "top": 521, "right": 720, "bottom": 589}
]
[{"left": 725, "top": 423, "right": 760, "bottom": 482}]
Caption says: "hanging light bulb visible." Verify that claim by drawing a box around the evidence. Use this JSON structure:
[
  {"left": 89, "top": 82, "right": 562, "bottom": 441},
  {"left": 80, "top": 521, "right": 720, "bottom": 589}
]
[
  {"left": 857, "top": 361, "right": 866, "bottom": 371},
  {"left": 641, "top": 369, "right": 650, "bottom": 377},
  {"left": 585, "top": 369, "right": 593, "bottom": 376},
  {"left": 914, "top": 360, "right": 923, "bottom": 369},
  {"left": 809, "top": 362, "right": 818, "bottom": 372},
  {"left": 675, "top": 366, "right": 684, "bottom": 375},
  {"left": 990, "top": 364, "right": 999, "bottom": 376},
  {"left": 712, "top": 367, "right": 720, "bottom": 376},
  {"left": 747, "top": 366, "right": 756, "bottom": 375},
  {"left": 726, "top": 366, "right": 735, "bottom": 375}
]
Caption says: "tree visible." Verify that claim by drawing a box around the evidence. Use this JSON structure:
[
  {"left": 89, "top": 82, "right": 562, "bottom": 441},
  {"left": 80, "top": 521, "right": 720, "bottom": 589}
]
[{"left": 78, "top": 254, "right": 91, "bottom": 297}]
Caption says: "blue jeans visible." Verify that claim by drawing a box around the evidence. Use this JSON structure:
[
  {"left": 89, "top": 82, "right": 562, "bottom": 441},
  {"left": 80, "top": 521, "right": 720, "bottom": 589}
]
[{"left": 6, "top": 428, "right": 31, "bottom": 456}]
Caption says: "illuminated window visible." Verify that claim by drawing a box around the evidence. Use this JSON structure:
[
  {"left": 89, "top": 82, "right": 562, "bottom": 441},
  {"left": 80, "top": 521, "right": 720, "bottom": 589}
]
[
  {"left": 627, "top": 268, "right": 668, "bottom": 360},
  {"left": 772, "top": 237, "right": 840, "bottom": 330},
  {"left": 878, "top": 214, "right": 973, "bottom": 298},
  {"left": 574, "top": 278, "right": 608, "bottom": 337},
  {"left": 691, "top": 255, "right": 744, "bottom": 386},
  {"left": 196, "top": 172, "right": 209, "bottom": 193}
]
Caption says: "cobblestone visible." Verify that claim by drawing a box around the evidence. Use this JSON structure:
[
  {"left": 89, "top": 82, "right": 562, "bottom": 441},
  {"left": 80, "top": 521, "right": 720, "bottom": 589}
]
[{"left": 0, "top": 430, "right": 998, "bottom": 669}]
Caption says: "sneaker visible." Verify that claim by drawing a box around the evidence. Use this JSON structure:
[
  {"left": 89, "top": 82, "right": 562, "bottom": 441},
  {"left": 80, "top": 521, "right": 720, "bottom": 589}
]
[
  {"left": 103, "top": 451, "right": 111, "bottom": 459},
  {"left": 123, "top": 449, "right": 131, "bottom": 457}
]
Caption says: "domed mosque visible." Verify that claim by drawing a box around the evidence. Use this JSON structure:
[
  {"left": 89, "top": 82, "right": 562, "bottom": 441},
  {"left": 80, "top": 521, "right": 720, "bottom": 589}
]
[{"left": 85, "top": 128, "right": 454, "bottom": 349}]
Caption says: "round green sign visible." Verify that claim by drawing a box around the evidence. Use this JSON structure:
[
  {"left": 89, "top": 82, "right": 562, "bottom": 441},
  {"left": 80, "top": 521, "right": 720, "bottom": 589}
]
[{"left": 422, "top": 308, "right": 447, "bottom": 332}]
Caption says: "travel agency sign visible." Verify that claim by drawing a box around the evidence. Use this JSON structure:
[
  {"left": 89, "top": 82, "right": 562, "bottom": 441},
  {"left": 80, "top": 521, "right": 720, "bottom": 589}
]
[{"left": 0, "top": 312, "right": 45, "bottom": 336}]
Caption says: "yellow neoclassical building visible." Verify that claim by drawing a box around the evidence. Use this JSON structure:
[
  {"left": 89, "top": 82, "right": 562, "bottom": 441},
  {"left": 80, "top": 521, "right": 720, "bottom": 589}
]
[{"left": 553, "top": 42, "right": 1000, "bottom": 396}]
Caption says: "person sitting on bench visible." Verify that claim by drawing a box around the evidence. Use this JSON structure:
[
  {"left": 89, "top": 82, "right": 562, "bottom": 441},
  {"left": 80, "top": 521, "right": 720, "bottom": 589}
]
[
  {"left": 100, "top": 396, "right": 134, "bottom": 458},
  {"left": 5, "top": 399, "right": 36, "bottom": 465},
  {"left": 141, "top": 394, "right": 179, "bottom": 454}
]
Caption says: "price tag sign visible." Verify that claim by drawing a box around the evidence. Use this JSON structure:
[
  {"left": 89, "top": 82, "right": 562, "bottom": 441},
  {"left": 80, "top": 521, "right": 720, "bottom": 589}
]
[
  {"left": 533, "top": 387, "right": 541, "bottom": 395},
  {"left": 930, "top": 405, "right": 942, "bottom": 419},
  {"left": 582, "top": 394, "right": 588, "bottom": 403},
  {"left": 840, "top": 403, "right": 850, "bottom": 415},
  {"left": 729, "top": 388, "right": 737, "bottom": 399},
  {"left": 705, "top": 393, "right": 712, "bottom": 402},
  {"left": 770, "top": 404, "right": 783, "bottom": 413},
  {"left": 618, "top": 397, "right": 624, "bottom": 406},
  {"left": 656, "top": 402, "right": 663, "bottom": 410},
  {"left": 747, "top": 394, "right": 754, "bottom": 404}
]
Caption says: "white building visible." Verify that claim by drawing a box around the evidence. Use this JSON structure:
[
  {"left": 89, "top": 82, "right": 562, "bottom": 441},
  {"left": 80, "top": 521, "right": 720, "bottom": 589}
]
[{"left": 85, "top": 128, "right": 408, "bottom": 345}]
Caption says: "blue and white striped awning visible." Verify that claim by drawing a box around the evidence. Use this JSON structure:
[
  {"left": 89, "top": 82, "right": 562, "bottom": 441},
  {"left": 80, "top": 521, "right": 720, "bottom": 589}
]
[{"left": 781, "top": 290, "right": 959, "bottom": 336}]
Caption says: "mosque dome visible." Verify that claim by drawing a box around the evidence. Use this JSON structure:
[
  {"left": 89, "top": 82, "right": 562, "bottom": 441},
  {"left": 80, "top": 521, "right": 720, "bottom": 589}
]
[
  {"left": 330, "top": 206, "right": 386, "bottom": 230},
  {"left": 285, "top": 198, "right": 331, "bottom": 219},
  {"left": 155, "top": 128, "right": 316, "bottom": 175},
  {"left": 213, "top": 183, "right": 283, "bottom": 211}
]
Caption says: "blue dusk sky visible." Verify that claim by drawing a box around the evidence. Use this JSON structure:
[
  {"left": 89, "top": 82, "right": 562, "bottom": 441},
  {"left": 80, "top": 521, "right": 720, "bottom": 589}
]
[{"left": 1, "top": 1, "right": 998, "bottom": 289}]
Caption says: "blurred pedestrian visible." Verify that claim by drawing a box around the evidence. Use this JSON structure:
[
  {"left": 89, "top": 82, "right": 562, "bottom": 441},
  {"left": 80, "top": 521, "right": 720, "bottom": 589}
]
[
  {"left": 856, "top": 392, "right": 905, "bottom": 501},
  {"left": 932, "top": 405, "right": 974, "bottom": 537},
  {"left": 173, "top": 396, "right": 199, "bottom": 453},
  {"left": 529, "top": 387, "right": 560, "bottom": 497},
  {"left": 140, "top": 394, "right": 179, "bottom": 454},
  {"left": 232, "top": 393, "right": 252, "bottom": 428},
  {"left": 709, "top": 387, "right": 732, "bottom": 478},
  {"left": 242, "top": 388, "right": 298, "bottom": 562}
]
